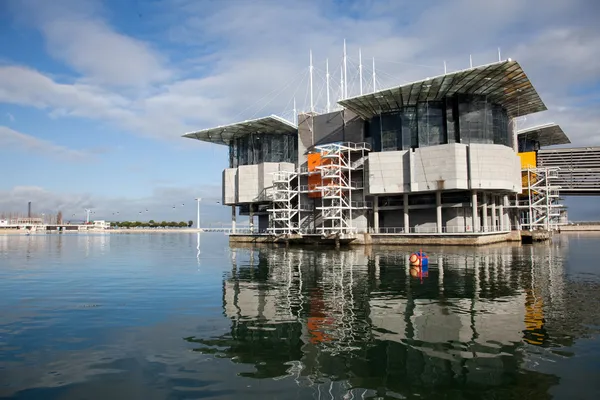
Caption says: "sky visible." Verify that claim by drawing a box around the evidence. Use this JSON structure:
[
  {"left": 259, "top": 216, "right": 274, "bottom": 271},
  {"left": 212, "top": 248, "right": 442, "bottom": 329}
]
[{"left": 0, "top": 0, "right": 599, "bottom": 223}]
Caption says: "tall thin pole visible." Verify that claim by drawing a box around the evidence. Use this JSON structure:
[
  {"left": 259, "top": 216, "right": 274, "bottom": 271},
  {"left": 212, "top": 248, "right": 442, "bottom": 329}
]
[
  {"left": 309, "top": 50, "right": 314, "bottom": 113},
  {"left": 372, "top": 57, "right": 376, "bottom": 92},
  {"left": 340, "top": 66, "right": 344, "bottom": 101},
  {"left": 498, "top": 47, "right": 501, "bottom": 61},
  {"left": 358, "top": 48, "right": 363, "bottom": 95},
  {"left": 470, "top": 54, "right": 473, "bottom": 68},
  {"left": 195, "top": 198, "right": 201, "bottom": 230},
  {"left": 293, "top": 97, "right": 297, "bottom": 125},
  {"left": 444, "top": 60, "right": 447, "bottom": 74},
  {"left": 343, "top": 39, "right": 348, "bottom": 99},
  {"left": 326, "top": 59, "right": 331, "bottom": 112}
]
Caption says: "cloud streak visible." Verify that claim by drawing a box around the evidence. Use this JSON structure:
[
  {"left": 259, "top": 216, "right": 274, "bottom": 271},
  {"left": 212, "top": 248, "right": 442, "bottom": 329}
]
[{"left": 0, "top": 126, "right": 95, "bottom": 161}]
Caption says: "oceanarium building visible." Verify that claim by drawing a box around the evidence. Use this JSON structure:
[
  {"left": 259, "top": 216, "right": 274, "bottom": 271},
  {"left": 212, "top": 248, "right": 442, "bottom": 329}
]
[{"left": 184, "top": 59, "right": 565, "bottom": 243}]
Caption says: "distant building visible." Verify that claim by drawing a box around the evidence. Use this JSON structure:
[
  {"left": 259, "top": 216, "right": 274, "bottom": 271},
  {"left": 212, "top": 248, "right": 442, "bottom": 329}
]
[{"left": 92, "top": 220, "right": 110, "bottom": 229}]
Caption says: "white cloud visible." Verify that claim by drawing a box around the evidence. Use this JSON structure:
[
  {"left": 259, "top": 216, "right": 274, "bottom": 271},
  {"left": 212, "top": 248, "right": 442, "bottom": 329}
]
[
  {"left": 0, "top": 126, "right": 94, "bottom": 161},
  {"left": 0, "top": 0, "right": 598, "bottom": 147},
  {"left": 11, "top": 0, "right": 170, "bottom": 88}
]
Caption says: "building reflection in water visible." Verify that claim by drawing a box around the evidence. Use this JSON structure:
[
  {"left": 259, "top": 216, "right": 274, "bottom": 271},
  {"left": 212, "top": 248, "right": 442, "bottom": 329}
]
[{"left": 186, "top": 242, "right": 573, "bottom": 397}]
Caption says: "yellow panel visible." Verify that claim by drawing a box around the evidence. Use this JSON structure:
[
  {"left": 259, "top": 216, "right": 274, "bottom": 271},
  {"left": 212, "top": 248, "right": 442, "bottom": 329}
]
[{"left": 519, "top": 151, "right": 537, "bottom": 169}]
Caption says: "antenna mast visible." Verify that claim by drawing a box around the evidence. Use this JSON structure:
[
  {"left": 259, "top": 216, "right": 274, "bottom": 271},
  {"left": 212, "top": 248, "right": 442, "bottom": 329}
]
[
  {"left": 498, "top": 47, "right": 502, "bottom": 61},
  {"left": 326, "top": 59, "right": 331, "bottom": 112},
  {"left": 293, "top": 97, "right": 297, "bottom": 125},
  {"left": 444, "top": 60, "right": 447, "bottom": 74},
  {"left": 470, "top": 54, "right": 473, "bottom": 68},
  {"left": 372, "top": 57, "right": 376, "bottom": 92},
  {"left": 343, "top": 39, "right": 348, "bottom": 99},
  {"left": 359, "top": 48, "right": 363, "bottom": 95},
  {"left": 340, "top": 65, "right": 344, "bottom": 101},
  {"left": 309, "top": 50, "right": 314, "bottom": 113}
]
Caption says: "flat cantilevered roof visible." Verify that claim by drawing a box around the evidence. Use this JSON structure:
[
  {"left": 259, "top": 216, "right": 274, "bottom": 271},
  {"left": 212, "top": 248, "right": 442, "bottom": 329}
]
[
  {"left": 182, "top": 115, "right": 297, "bottom": 145},
  {"left": 517, "top": 123, "right": 571, "bottom": 147},
  {"left": 338, "top": 60, "right": 547, "bottom": 120}
]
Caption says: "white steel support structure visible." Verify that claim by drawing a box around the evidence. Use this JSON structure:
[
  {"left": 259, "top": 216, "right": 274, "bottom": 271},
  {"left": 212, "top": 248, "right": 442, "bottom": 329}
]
[
  {"left": 314, "top": 142, "right": 370, "bottom": 238},
  {"left": 267, "top": 171, "right": 299, "bottom": 235},
  {"left": 515, "top": 167, "right": 563, "bottom": 231}
]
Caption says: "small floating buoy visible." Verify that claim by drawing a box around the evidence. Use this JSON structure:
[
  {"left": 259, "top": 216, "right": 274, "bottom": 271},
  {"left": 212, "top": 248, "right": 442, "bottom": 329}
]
[{"left": 409, "top": 250, "right": 429, "bottom": 279}]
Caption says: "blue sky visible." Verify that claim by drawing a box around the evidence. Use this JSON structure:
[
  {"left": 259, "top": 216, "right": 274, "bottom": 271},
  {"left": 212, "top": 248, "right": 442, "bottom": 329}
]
[{"left": 0, "top": 0, "right": 599, "bottom": 222}]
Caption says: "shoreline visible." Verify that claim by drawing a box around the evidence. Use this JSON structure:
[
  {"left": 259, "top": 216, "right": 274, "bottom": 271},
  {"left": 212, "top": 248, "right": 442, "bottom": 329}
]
[{"left": 0, "top": 228, "right": 202, "bottom": 235}]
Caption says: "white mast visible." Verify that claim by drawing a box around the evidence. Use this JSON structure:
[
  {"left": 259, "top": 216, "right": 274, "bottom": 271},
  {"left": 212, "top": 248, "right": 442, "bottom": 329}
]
[
  {"left": 293, "top": 97, "right": 297, "bottom": 125},
  {"left": 343, "top": 39, "right": 348, "bottom": 99},
  {"left": 498, "top": 47, "right": 502, "bottom": 61},
  {"left": 470, "top": 54, "right": 473, "bottom": 68},
  {"left": 358, "top": 48, "right": 363, "bottom": 95},
  {"left": 372, "top": 57, "right": 376, "bottom": 92},
  {"left": 326, "top": 58, "right": 331, "bottom": 112},
  {"left": 309, "top": 50, "right": 314, "bottom": 113},
  {"left": 340, "top": 65, "right": 344, "bottom": 101},
  {"left": 444, "top": 60, "right": 447, "bottom": 74}
]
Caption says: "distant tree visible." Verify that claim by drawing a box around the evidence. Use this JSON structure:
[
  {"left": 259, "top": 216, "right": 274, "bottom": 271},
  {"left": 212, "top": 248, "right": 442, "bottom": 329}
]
[
  {"left": 160, "top": 221, "right": 167, "bottom": 228},
  {"left": 178, "top": 221, "right": 187, "bottom": 228},
  {"left": 149, "top": 220, "right": 156, "bottom": 227},
  {"left": 169, "top": 221, "right": 177, "bottom": 228},
  {"left": 188, "top": 220, "right": 193, "bottom": 228}
]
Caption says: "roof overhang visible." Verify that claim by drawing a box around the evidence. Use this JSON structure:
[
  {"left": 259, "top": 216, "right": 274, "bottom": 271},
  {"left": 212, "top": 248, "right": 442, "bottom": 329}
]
[
  {"left": 338, "top": 60, "right": 547, "bottom": 120},
  {"left": 182, "top": 115, "right": 297, "bottom": 146},
  {"left": 517, "top": 123, "right": 571, "bottom": 147}
]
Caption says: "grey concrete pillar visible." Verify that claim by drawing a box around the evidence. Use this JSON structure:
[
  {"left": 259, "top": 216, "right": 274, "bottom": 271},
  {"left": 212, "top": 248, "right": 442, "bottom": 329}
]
[
  {"left": 249, "top": 204, "right": 254, "bottom": 232},
  {"left": 232, "top": 206, "right": 237, "bottom": 234},
  {"left": 436, "top": 191, "right": 442, "bottom": 233},
  {"left": 373, "top": 196, "right": 379, "bottom": 233},
  {"left": 491, "top": 195, "right": 497, "bottom": 232},
  {"left": 403, "top": 193, "right": 409, "bottom": 233},
  {"left": 482, "top": 193, "right": 488, "bottom": 232},
  {"left": 471, "top": 191, "right": 478, "bottom": 232},
  {"left": 503, "top": 195, "right": 510, "bottom": 230},
  {"left": 498, "top": 198, "right": 504, "bottom": 232}
]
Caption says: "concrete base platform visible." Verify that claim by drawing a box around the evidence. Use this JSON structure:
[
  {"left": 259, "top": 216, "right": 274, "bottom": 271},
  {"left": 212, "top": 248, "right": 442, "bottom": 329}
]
[{"left": 229, "top": 231, "right": 522, "bottom": 247}]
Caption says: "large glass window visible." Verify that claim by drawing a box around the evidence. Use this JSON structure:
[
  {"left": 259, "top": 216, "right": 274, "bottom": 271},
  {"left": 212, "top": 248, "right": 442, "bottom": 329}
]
[
  {"left": 367, "top": 95, "right": 511, "bottom": 151},
  {"left": 402, "top": 106, "right": 418, "bottom": 149},
  {"left": 417, "top": 101, "right": 445, "bottom": 147},
  {"left": 229, "top": 133, "right": 298, "bottom": 167}
]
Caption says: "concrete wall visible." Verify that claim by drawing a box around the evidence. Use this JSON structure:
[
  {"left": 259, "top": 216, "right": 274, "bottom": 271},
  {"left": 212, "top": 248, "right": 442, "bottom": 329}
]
[
  {"left": 367, "top": 143, "right": 521, "bottom": 195},
  {"left": 411, "top": 144, "right": 469, "bottom": 192},
  {"left": 351, "top": 212, "right": 369, "bottom": 233},
  {"left": 237, "top": 164, "right": 260, "bottom": 203},
  {"left": 469, "top": 144, "right": 521, "bottom": 191},
  {"left": 368, "top": 151, "right": 410, "bottom": 194},
  {"left": 232, "top": 162, "right": 296, "bottom": 204},
  {"left": 222, "top": 168, "right": 237, "bottom": 205}
]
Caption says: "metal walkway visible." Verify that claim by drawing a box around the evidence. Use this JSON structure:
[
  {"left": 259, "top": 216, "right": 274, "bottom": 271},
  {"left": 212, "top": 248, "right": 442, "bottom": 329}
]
[{"left": 538, "top": 146, "right": 600, "bottom": 195}]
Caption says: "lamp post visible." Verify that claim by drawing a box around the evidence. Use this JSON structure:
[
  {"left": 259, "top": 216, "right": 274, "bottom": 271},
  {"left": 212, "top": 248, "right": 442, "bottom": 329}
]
[{"left": 195, "top": 198, "right": 201, "bottom": 230}]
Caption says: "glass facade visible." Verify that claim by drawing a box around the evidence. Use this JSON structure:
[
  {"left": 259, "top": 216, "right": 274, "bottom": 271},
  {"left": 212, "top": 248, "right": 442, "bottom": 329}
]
[
  {"left": 229, "top": 133, "right": 297, "bottom": 168},
  {"left": 368, "top": 95, "right": 512, "bottom": 151}
]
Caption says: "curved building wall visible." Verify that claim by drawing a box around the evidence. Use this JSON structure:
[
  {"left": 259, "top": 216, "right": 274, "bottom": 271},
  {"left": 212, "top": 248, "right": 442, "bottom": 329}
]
[
  {"left": 367, "top": 95, "right": 512, "bottom": 151},
  {"left": 367, "top": 143, "right": 522, "bottom": 194},
  {"left": 229, "top": 133, "right": 298, "bottom": 168}
]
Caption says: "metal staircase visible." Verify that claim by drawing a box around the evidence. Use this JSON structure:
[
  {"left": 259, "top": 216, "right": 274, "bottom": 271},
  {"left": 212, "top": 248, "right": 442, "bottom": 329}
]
[
  {"left": 519, "top": 167, "right": 562, "bottom": 230},
  {"left": 314, "top": 142, "right": 370, "bottom": 238},
  {"left": 267, "top": 171, "right": 299, "bottom": 235}
]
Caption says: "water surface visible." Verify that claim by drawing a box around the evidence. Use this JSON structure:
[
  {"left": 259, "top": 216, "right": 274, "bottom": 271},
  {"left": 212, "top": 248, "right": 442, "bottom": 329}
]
[{"left": 1, "top": 233, "right": 599, "bottom": 399}]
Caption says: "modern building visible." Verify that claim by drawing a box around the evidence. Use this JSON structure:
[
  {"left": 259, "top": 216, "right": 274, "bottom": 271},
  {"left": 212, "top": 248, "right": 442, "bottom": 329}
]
[{"left": 184, "top": 59, "right": 570, "bottom": 244}]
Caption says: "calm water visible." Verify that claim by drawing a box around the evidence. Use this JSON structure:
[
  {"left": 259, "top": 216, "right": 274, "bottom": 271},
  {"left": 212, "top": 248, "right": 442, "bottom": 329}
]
[{"left": 1, "top": 233, "right": 599, "bottom": 399}]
